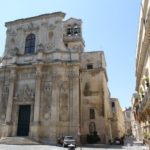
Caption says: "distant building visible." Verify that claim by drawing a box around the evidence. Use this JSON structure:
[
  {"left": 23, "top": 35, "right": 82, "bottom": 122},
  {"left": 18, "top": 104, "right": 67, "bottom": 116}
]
[
  {"left": 110, "top": 98, "right": 125, "bottom": 139},
  {"left": 124, "top": 107, "right": 132, "bottom": 136},
  {"left": 0, "top": 12, "right": 113, "bottom": 144}
]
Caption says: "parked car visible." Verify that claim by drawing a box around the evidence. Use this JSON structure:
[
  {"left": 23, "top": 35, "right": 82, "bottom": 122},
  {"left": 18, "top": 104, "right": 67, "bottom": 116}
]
[
  {"left": 113, "top": 137, "right": 121, "bottom": 145},
  {"left": 63, "top": 136, "right": 76, "bottom": 147}
]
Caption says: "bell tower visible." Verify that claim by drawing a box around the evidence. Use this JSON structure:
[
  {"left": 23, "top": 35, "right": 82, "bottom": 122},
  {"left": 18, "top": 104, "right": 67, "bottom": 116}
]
[{"left": 63, "top": 18, "right": 85, "bottom": 52}]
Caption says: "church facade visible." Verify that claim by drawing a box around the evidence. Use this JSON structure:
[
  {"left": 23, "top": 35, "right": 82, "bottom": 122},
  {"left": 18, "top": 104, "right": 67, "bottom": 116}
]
[{"left": 0, "top": 12, "right": 113, "bottom": 144}]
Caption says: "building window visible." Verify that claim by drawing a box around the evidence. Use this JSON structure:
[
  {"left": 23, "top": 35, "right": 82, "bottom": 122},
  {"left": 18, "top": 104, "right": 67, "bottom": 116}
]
[
  {"left": 67, "top": 28, "right": 73, "bottom": 36},
  {"left": 90, "top": 108, "right": 95, "bottom": 119},
  {"left": 74, "top": 26, "right": 80, "bottom": 35},
  {"left": 67, "top": 26, "right": 81, "bottom": 36},
  {"left": 65, "top": 43, "right": 68, "bottom": 48},
  {"left": 25, "top": 33, "right": 35, "bottom": 54},
  {"left": 87, "top": 64, "right": 93, "bottom": 69},
  {"left": 112, "top": 102, "right": 115, "bottom": 112}
]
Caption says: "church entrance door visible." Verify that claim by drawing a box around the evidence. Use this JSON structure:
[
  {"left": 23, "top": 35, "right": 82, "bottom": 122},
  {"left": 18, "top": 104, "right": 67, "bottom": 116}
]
[{"left": 17, "top": 105, "right": 31, "bottom": 136}]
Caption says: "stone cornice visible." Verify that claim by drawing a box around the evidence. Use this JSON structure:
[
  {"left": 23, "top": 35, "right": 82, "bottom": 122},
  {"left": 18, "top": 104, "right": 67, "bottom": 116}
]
[{"left": 5, "top": 12, "right": 65, "bottom": 27}]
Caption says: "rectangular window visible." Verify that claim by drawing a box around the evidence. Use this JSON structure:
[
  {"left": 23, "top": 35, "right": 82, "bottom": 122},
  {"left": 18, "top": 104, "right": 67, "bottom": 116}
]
[
  {"left": 87, "top": 64, "right": 93, "bottom": 69},
  {"left": 112, "top": 102, "right": 115, "bottom": 112},
  {"left": 90, "top": 108, "right": 95, "bottom": 119}
]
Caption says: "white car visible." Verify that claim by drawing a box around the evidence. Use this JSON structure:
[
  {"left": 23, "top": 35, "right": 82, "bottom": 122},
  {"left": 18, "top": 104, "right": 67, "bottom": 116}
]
[{"left": 63, "top": 136, "right": 76, "bottom": 147}]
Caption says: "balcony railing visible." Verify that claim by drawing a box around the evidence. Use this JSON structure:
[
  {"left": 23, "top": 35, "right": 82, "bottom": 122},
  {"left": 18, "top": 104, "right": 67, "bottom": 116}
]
[{"left": 138, "top": 86, "right": 150, "bottom": 112}]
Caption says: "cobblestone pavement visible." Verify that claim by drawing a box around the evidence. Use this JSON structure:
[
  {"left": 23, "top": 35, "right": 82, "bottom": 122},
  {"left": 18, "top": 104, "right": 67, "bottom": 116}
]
[{"left": 0, "top": 145, "right": 149, "bottom": 150}]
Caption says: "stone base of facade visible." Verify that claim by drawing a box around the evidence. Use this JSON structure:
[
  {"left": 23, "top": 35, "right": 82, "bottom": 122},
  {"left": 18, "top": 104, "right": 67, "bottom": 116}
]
[{"left": 30, "top": 122, "right": 39, "bottom": 141}]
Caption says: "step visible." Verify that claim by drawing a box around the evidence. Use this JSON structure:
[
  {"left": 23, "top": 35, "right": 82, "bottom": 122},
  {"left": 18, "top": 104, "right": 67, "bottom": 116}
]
[{"left": 0, "top": 137, "right": 40, "bottom": 145}]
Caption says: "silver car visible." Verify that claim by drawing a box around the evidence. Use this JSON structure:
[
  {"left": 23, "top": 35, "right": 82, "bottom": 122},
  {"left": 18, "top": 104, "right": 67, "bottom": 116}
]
[{"left": 63, "top": 136, "right": 76, "bottom": 147}]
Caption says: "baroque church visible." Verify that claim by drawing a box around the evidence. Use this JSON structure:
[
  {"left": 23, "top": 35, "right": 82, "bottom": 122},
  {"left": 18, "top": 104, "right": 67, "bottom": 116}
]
[{"left": 0, "top": 12, "right": 113, "bottom": 144}]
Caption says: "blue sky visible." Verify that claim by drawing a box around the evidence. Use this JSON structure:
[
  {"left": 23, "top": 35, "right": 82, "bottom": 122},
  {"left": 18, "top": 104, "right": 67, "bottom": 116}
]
[{"left": 0, "top": 0, "right": 140, "bottom": 109}]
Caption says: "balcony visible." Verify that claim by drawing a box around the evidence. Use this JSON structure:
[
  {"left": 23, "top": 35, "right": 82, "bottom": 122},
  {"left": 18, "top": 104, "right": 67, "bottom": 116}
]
[
  {"left": 137, "top": 87, "right": 150, "bottom": 122},
  {"left": 140, "top": 87, "right": 150, "bottom": 110}
]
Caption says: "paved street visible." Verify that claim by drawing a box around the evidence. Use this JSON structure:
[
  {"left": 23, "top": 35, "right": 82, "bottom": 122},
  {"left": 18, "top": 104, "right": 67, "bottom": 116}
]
[
  {"left": 0, "top": 136, "right": 149, "bottom": 150},
  {"left": 0, "top": 144, "right": 148, "bottom": 150}
]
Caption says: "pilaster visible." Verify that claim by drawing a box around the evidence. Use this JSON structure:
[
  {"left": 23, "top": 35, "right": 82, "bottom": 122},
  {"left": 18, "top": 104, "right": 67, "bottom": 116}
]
[
  {"left": 31, "top": 65, "right": 42, "bottom": 139},
  {"left": 5, "top": 68, "right": 16, "bottom": 136}
]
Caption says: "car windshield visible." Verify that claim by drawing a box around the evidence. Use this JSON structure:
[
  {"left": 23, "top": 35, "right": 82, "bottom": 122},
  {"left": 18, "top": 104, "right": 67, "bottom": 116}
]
[{"left": 65, "top": 136, "right": 73, "bottom": 140}]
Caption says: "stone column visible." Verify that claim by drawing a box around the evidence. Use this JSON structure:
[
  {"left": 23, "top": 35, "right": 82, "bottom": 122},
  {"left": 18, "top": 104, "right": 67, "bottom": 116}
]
[
  {"left": 31, "top": 65, "right": 42, "bottom": 139},
  {"left": 5, "top": 69, "right": 16, "bottom": 136}
]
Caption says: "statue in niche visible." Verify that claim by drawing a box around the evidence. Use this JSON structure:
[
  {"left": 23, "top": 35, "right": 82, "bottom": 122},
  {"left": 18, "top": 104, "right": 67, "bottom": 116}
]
[{"left": 59, "top": 81, "right": 69, "bottom": 121}]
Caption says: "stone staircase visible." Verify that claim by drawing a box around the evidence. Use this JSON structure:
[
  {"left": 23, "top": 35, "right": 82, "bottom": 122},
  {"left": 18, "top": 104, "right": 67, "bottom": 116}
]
[{"left": 0, "top": 137, "right": 40, "bottom": 145}]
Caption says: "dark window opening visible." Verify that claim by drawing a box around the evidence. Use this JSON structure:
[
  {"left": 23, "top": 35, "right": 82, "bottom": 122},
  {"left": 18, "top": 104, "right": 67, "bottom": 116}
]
[
  {"left": 112, "top": 102, "right": 115, "bottom": 108},
  {"left": 74, "top": 26, "right": 80, "bottom": 35},
  {"left": 67, "top": 26, "right": 81, "bottom": 36},
  {"left": 65, "top": 43, "right": 68, "bottom": 48},
  {"left": 25, "top": 34, "right": 35, "bottom": 54},
  {"left": 90, "top": 108, "right": 95, "bottom": 119},
  {"left": 67, "top": 28, "right": 73, "bottom": 36},
  {"left": 87, "top": 64, "right": 93, "bottom": 69},
  {"left": 112, "top": 102, "right": 115, "bottom": 112}
]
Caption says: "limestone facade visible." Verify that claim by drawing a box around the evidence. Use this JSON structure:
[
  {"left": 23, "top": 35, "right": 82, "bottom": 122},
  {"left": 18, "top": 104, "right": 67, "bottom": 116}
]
[
  {"left": 123, "top": 107, "right": 132, "bottom": 136},
  {"left": 110, "top": 98, "right": 125, "bottom": 139},
  {"left": 0, "top": 12, "right": 112, "bottom": 144},
  {"left": 133, "top": 0, "right": 150, "bottom": 141}
]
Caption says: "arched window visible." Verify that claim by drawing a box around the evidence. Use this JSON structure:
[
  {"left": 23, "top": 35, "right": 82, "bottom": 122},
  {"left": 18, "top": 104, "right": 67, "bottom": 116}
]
[{"left": 25, "top": 34, "right": 35, "bottom": 54}]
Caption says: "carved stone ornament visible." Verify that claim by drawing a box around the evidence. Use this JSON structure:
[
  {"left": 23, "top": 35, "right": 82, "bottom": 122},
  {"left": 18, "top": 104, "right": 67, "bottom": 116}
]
[
  {"left": 2, "top": 86, "right": 9, "bottom": 98},
  {"left": 37, "top": 43, "right": 44, "bottom": 52},
  {"left": 43, "top": 81, "right": 52, "bottom": 93},
  {"left": 23, "top": 22, "right": 39, "bottom": 32},
  {"left": 67, "top": 70, "right": 78, "bottom": 79},
  {"left": 18, "top": 72, "right": 36, "bottom": 80},
  {"left": 41, "top": 22, "right": 47, "bottom": 27},
  {"left": 59, "top": 81, "right": 69, "bottom": 121},
  {"left": 41, "top": 81, "right": 53, "bottom": 120},
  {"left": 35, "top": 68, "right": 42, "bottom": 79},
  {"left": 10, "top": 47, "right": 19, "bottom": 56},
  {"left": 48, "top": 24, "right": 56, "bottom": 30},
  {"left": 0, "top": 86, "right": 9, "bottom": 122},
  {"left": 46, "top": 43, "right": 55, "bottom": 50},
  {"left": 15, "top": 84, "right": 35, "bottom": 101},
  {"left": 6, "top": 29, "right": 17, "bottom": 36}
]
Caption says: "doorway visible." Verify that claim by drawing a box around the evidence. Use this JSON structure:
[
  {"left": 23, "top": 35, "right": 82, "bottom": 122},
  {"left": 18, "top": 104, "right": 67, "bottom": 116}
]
[{"left": 17, "top": 105, "right": 31, "bottom": 136}]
